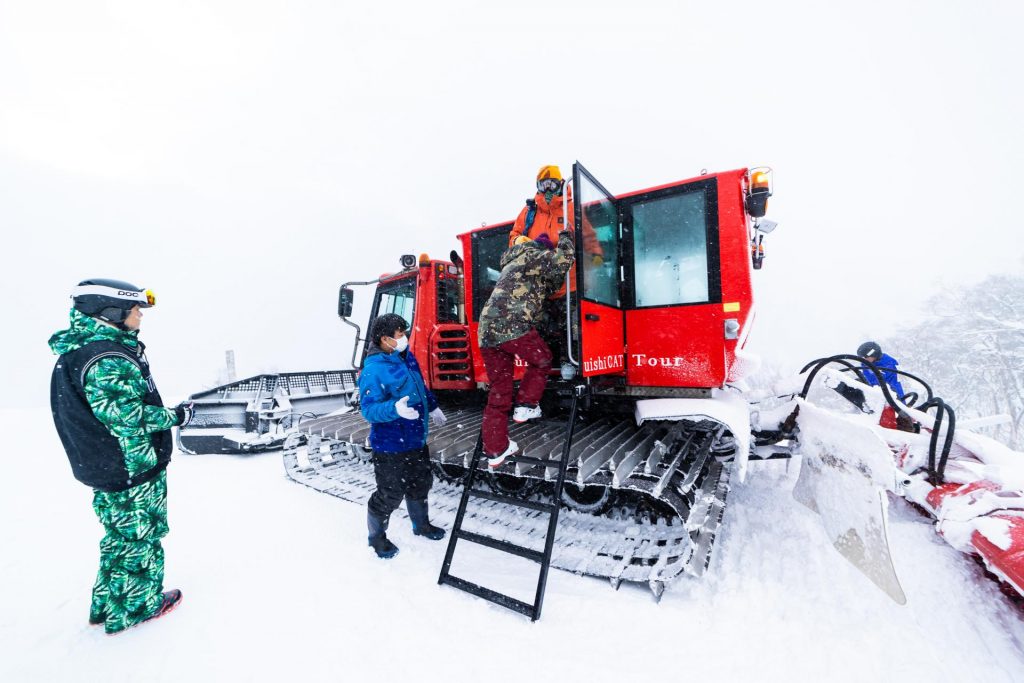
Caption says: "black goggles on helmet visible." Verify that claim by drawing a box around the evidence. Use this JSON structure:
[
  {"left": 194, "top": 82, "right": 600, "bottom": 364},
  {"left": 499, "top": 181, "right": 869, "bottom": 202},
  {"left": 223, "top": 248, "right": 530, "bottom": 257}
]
[{"left": 537, "top": 178, "right": 563, "bottom": 193}]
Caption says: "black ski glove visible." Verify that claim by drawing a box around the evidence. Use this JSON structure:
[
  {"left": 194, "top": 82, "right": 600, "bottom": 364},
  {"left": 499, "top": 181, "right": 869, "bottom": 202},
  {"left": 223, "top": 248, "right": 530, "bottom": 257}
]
[{"left": 174, "top": 401, "right": 195, "bottom": 427}]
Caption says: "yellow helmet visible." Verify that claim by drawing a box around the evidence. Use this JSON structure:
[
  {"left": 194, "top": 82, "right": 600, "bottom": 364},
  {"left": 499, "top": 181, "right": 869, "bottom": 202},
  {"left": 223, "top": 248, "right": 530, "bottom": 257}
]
[
  {"left": 513, "top": 235, "right": 532, "bottom": 246},
  {"left": 536, "top": 165, "right": 562, "bottom": 182}
]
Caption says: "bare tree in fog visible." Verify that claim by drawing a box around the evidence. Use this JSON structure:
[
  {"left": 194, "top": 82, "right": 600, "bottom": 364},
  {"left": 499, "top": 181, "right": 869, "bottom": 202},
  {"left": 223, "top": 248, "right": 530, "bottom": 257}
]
[{"left": 888, "top": 273, "right": 1024, "bottom": 449}]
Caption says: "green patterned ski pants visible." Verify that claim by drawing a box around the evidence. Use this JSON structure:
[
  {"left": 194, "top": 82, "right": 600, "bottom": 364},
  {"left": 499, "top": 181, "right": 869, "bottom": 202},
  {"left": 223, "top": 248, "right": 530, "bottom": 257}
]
[{"left": 90, "top": 471, "right": 169, "bottom": 634}]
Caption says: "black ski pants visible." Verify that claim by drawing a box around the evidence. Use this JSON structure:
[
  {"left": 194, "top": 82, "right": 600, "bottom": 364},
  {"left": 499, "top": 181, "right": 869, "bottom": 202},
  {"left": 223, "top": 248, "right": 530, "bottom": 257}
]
[{"left": 367, "top": 445, "right": 434, "bottom": 520}]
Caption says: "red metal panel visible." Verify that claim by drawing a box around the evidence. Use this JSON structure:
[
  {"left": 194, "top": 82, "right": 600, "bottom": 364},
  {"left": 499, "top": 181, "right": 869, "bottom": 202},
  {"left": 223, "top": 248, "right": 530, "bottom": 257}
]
[
  {"left": 409, "top": 263, "right": 435, "bottom": 375},
  {"left": 625, "top": 306, "right": 724, "bottom": 387},
  {"left": 715, "top": 169, "right": 757, "bottom": 383},
  {"left": 580, "top": 300, "right": 624, "bottom": 377},
  {"left": 971, "top": 516, "right": 1024, "bottom": 596}
]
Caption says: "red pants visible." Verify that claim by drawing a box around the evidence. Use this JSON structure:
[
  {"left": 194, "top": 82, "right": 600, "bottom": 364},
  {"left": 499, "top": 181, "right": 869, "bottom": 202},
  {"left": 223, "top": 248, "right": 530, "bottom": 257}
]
[{"left": 480, "top": 329, "right": 552, "bottom": 455}]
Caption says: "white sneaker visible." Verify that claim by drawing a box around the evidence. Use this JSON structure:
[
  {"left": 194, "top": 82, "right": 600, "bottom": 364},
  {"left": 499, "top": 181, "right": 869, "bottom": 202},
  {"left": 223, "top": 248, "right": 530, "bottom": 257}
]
[
  {"left": 486, "top": 440, "right": 519, "bottom": 470},
  {"left": 512, "top": 405, "right": 542, "bottom": 423}
]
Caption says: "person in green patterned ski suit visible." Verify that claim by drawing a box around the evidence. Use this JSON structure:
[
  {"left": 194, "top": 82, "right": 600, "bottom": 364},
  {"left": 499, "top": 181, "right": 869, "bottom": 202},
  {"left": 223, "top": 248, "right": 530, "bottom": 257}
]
[{"left": 49, "top": 279, "right": 191, "bottom": 634}]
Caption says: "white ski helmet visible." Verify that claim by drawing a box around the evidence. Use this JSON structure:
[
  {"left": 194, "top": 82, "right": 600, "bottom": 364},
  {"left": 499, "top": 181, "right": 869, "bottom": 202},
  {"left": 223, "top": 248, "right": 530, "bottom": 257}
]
[{"left": 72, "top": 278, "right": 154, "bottom": 326}]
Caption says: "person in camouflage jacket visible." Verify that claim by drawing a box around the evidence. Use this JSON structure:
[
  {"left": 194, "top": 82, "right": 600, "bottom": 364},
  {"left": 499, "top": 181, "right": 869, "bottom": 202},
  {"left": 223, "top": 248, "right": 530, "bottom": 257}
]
[
  {"left": 477, "top": 231, "right": 574, "bottom": 465},
  {"left": 50, "top": 280, "right": 188, "bottom": 634}
]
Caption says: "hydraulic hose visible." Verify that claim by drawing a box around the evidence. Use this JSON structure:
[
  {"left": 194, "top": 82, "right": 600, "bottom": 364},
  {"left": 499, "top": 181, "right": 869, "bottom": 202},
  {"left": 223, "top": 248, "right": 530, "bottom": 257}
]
[{"left": 798, "top": 355, "right": 954, "bottom": 484}]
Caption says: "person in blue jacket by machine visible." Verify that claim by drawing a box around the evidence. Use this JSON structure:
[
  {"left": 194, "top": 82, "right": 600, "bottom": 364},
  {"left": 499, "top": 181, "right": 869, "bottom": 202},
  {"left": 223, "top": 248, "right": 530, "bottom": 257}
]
[
  {"left": 857, "top": 341, "right": 905, "bottom": 399},
  {"left": 358, "top": 313, "right": 448, "bottom": 558},
  {"left": 857, "top": 340, "right": 917, "bottom": 431}
]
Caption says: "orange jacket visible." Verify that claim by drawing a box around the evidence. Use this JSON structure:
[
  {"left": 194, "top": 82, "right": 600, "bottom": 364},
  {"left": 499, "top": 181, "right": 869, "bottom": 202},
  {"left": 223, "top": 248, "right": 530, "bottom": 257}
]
[
  {"left": 508, "top": 192, "right": 603, "bottom": 256},
  {"left": 508, "top": 191, "right": 603, "bottom": 298}
]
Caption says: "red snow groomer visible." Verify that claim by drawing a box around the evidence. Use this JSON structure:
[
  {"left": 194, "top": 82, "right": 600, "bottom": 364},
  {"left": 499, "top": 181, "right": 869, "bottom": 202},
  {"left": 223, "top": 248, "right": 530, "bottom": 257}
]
[{"left": 279, "top": 163, "right": 780, "bottom": 607}]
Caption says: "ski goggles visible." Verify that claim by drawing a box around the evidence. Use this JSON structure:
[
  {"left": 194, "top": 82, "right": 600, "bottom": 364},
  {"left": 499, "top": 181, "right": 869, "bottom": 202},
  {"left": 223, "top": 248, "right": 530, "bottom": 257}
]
[
  {"left": 72, "top": 284, "right": 157, "bottom": 307},
  {"left": 537, "top": 178, "right": 563, "bottom": 193}
]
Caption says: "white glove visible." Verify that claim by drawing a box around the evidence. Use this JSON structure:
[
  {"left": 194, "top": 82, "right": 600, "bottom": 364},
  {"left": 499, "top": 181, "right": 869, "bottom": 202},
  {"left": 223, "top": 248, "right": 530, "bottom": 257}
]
[
  {"left": 395, "top": 396, "right": 420, "bottom": 420},
  {"left": 430, "top": 407, "right": 447, "bottom": 427}
]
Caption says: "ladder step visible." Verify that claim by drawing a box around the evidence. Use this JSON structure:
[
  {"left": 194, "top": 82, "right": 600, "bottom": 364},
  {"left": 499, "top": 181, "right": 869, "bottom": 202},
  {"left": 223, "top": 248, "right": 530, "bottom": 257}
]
[
  {"left": 468, "top": 487, "right": 558, "bottom": 513},
  {"left": 457, "top": 530, "right": 544, "bottom": 562},
  {"left": 439, "top": 574, "right": 535, "bottom": 618}
]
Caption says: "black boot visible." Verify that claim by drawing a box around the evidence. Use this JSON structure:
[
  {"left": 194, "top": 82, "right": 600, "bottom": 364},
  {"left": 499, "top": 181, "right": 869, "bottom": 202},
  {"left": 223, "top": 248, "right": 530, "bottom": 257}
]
[
  {"left": 407, "top": 499, "right": 446, "bottom": 541},
  {"left": 367, "top": 511, "right": 399, "bottom": 559}
]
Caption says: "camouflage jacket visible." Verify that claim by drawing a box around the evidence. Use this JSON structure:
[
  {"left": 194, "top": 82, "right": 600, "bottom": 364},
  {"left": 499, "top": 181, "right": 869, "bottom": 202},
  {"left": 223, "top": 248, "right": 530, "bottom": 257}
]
[
  {"left": 50, "top": 309, "right": 179, "bottom": 490},
  {"left": 478, "top": 231, "right": 575, "bottom": 348}
]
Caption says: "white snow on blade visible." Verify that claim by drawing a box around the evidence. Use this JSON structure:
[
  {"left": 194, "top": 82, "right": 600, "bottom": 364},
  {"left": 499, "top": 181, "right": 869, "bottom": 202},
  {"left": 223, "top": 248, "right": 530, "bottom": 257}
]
[
  {"left": 976, "top": 517, "right": 1015, "bottom": 552},
  {"left": 792, "top": 399, "right": 897, "bottom": 489},
  {"left": 635, "top": 390, "right": 751, "bottom": 481},
  {"left": 788, "top": 399, "right": 906, "bottom": 601},
  {"left": 5, "top": 409, "right": 1024, "bottom": 683}
]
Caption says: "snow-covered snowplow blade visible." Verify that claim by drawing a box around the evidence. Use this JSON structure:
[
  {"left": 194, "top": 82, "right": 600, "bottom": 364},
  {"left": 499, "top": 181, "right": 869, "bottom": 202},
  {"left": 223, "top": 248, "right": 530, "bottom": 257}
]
[
  {"left": 283, "top": 405, "right": 735, "bottom": 594},
  {"left": 785, "top": 400, "right": 907, "bottom": 603},
  {"left": 178, "top": 371, "right": 357, "bottom": 454}
]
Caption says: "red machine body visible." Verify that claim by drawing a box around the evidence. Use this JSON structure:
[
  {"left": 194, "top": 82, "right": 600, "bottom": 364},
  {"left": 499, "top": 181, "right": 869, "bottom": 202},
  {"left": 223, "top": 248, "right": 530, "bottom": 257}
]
[{"left": 358, "top": 164, "right": 767, "bottom": 396}]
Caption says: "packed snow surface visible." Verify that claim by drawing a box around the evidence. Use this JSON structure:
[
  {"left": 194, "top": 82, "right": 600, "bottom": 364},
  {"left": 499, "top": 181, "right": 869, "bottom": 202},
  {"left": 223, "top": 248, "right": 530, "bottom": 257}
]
[{"left": 3, "top": 409, "right": 1024, "bottom": 683}]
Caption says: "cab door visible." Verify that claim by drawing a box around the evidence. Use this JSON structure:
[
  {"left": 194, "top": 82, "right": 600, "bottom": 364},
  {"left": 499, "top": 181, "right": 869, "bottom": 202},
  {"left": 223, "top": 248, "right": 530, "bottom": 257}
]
[
  {"left": 573, "top": 163, "right": 625, "bottom": 378},
  {"left": 621, "top": 177, "right": 724, "bottom": 387}
]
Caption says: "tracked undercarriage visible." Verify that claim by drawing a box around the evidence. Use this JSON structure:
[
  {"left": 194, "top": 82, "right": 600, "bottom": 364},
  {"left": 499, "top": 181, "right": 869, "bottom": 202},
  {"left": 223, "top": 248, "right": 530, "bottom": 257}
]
[{"left": 284, "top": 406, "right": 734, "bottom": 595}]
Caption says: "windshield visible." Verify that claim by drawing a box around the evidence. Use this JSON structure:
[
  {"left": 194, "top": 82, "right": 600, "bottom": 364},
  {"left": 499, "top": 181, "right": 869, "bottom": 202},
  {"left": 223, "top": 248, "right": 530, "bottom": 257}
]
[{"left": 373, "top": 275, "right": 417, "bottom": 327}]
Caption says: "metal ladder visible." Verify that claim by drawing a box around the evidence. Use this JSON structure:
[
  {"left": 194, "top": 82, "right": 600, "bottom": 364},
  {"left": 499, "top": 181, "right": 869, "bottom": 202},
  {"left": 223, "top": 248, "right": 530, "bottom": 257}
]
[{"left": 437, "top": 386, "right": 585, "bottom": 621}]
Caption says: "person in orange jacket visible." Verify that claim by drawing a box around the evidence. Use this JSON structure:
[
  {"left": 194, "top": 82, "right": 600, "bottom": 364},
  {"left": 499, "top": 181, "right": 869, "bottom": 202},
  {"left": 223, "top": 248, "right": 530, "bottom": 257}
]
[
  {"left": 507, "top": 165, "right": 606, "bottom": 367},
  {"left": 508, "top": 165, "right": 604, "bottom": 297}
]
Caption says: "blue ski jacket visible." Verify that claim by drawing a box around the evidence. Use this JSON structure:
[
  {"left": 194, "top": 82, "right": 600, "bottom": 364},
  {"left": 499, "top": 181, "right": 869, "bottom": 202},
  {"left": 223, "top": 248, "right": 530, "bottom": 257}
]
[
  {"left": 358, "top": 345, "right": 438, "bottom": 454},
  {"left": 862, "top": 353, "right": 905, "bottom": 399}
]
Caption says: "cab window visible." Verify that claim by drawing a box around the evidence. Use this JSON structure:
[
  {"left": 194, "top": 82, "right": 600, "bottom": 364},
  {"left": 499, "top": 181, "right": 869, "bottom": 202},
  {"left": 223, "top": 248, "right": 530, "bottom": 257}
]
[{"left": 631, "top": 190, "right": 711, "bottom": 307}]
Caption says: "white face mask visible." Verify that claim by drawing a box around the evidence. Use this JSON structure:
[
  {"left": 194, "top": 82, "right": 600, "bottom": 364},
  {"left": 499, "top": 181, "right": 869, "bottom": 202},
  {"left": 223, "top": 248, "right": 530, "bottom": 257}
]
[{"left": 389, "top": 335, "right": 408, "bottom": 353}]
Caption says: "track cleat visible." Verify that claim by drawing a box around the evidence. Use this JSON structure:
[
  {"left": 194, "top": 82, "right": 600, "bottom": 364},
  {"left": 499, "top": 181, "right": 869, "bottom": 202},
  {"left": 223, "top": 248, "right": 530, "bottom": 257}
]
[
  {"left": 486, "top": 440, "right": 518, "bottom": 470},
  {"left": 512, "top": 404, "right": 542, "bottom": 423}
]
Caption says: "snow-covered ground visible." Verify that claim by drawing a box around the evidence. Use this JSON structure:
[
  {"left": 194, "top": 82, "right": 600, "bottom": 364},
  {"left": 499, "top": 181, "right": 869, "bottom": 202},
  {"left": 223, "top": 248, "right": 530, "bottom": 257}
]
[{"left": 3, "top": 408, "right": 1023, "bottom": 683}]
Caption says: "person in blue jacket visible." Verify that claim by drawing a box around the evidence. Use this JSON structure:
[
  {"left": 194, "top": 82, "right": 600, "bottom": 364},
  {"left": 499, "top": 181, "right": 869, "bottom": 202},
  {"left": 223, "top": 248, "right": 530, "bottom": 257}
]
[
  {"left": 359, "top": 313, "right": 448, "bottom": 558},
  {"left": 857, "top": 341, "right": 905, "bottom": 399}
]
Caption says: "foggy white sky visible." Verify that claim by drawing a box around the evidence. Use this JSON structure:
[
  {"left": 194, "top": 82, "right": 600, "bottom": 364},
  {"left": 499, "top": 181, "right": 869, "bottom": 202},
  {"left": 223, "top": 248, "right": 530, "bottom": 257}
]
[{"left": 3, "top": 0, "right": 1022, "bottom": 408}]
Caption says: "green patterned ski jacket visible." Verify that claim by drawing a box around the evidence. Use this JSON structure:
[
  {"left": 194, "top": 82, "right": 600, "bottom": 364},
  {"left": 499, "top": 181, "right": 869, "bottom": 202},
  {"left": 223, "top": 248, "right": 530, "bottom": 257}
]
[
  {"left": 478, "top": 232, "right": 575, "bottom": 348},
  {"left": 50, "top": 309, "right": 180, "bottom": 491}
]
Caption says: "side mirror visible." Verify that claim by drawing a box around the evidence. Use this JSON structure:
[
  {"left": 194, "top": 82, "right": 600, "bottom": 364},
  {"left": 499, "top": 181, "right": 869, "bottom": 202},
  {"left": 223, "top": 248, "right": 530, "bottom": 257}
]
[{"left": 338, "top": 287, "right": 354, "bottom": 318}]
